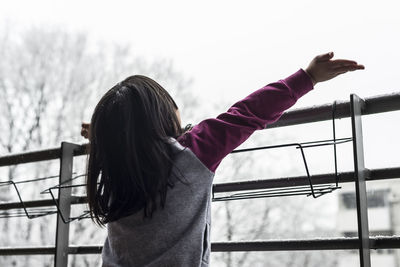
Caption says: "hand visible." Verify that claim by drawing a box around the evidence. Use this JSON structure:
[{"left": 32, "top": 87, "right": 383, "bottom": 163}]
[
  {"left": 81, "top": 122, "right": 90, "bottom": 139},
  {"left": 305, "top": 52, "right": 365, "bottom": 86}
]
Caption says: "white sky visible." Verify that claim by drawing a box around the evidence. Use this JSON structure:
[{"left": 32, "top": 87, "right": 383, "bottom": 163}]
[{"left": 1, "top": 0, "right": 399, "bottom": 170}]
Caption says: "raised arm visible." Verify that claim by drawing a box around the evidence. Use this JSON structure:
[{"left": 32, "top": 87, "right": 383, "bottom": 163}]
[
  {"left": 177, "top": 69, "right": 312, "bottom": 172},
  {"left": 177, "top": 52, "right": 364, "bottom": 173}
]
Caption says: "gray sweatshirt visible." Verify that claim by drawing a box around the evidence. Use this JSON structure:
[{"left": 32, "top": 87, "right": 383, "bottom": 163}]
[{"left": 101, "top": 69, "right": 314, "bottom": 266}]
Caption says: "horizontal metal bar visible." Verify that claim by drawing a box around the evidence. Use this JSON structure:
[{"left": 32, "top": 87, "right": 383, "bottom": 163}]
[
  {"left": 0, "top": 144, "right": 88, "bottom": 167},
  {"left": 68, "top": 246, "right": 103, "bottom": 255},
  {"left": 0, "top": 148, "right": 61, "bottom": 167},
  {"left": 213, "top": 167, "right": 399, "bottom": 193},
  {"left": 267, "top": 92, "right": 400, "bottom": 129},
  {"left": 372, "top": 236, "right": 400, "bottom": 249},
  {"left": 212, "top": 238, "right": 359, "bottom": 251},
  {"left": 369, "top": 167, "right": 400, "bottom": 180},
  {"left": 0, "top": 196, "right": 87, "bottom": 211},
  {"left": 0, "top": 245, "right": 102, "bottom": 256},
  {"left": 213, "top": 172, "right": 352, "bottom": 193},
  {"left": 212, "top": 236, "right": 400, "bottom": 251},
  {"left": 0, "top": 93, "right": 399, "bottom": 167},
  {"left": 0, "top": 246, "right": 55, "bottom": 255},
  {"left": 1, "top": 237, "right": 399, "bottom": 256},
  {"left": 213, "top": 185, "right": 340, "bottom": 201},
  {"left": 0, "top": 167, "right": 398, "bottom": 211}
]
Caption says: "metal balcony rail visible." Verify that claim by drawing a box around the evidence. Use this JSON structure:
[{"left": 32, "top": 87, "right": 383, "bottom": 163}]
[{"left": 0, "top": 92, "right": 399, "bottom": 267}]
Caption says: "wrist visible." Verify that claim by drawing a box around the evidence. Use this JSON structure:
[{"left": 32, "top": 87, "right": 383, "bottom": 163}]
[{"left": 304, "top": 68, "right": 317, "bottom": 86}]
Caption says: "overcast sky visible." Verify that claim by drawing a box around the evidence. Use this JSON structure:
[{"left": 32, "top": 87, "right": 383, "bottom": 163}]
[{"left": 1, "top": 0, "right": 399, "bottom": 170}]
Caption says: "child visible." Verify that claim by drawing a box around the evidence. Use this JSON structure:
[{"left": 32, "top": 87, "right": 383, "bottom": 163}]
[{"left": 82, "top": 52, "right": 364, "bottom": 267}]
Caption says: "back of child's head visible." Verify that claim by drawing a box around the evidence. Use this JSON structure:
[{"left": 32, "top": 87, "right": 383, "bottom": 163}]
[{"left": 86, "top": 75, "right": 183, "bottom": 225}]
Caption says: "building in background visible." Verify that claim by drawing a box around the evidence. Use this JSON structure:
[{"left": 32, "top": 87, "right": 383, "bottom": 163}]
[{"left": 337, "top": 181, "right": 400, "bottom": 267}]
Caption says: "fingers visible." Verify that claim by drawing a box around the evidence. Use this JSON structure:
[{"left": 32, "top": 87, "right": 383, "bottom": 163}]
[
  {"left": 331, "top": 60, "right": 361, "bottom": 71},
  {"left": 333, "top": 64, "right": 365, "bottom": 73},
  {"left": 81, "top": 122, "right": 90, "bottom": 139},
  {"left": 81, "top": 129, "right": 89, "bottom": 138},
  {"left": 332, "top": 59, "right": 358, "bottom": 66},
  {"left": 331, "top": 65, "right": 365, "bottom": 80},
  {"left": 315, "top": 52, "right": 334, "bottom": 62},
  {"left": 330, "top": 59, "right": 365, "bottom": 74}
]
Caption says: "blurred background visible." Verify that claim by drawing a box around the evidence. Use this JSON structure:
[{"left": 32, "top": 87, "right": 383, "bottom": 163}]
[{"left": 0, "top": 0, "right": 399, "bottom": 266}]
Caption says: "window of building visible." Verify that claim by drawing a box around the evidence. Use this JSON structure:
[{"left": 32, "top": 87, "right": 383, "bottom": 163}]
[{"left": 341, "top": 190, "right": 389, "bottom": 209}]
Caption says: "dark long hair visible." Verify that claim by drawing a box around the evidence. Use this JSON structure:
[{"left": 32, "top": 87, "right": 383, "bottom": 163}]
[{"left": 86, "top": 75, "right": 183, "bottom": 226}]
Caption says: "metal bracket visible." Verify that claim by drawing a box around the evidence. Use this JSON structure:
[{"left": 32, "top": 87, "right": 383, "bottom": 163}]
[
  {"left": 213, "top": 100, "right": 347, "bottom": 201},
  {"left": 0, "top": 180, "right": 57, "bottom": 218}
]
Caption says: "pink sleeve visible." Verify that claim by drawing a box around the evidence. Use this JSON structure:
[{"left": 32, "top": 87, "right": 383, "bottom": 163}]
[{"left": 177, "top": 69, "right": 314, "bottom": 173}]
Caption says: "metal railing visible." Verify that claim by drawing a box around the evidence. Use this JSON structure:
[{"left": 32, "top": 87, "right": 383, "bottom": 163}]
[{"left": 0, "top": 92, "right": 400, "bottom": 267}]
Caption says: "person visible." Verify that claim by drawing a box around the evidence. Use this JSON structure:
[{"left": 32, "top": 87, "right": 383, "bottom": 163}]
[{"left": 82, "top": 52, "right": 364, "bottom": 267}]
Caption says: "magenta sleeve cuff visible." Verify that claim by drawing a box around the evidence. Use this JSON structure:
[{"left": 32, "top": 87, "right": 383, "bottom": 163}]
[{"left": 282, "top": 68, "right": 314, "bottom": 100}]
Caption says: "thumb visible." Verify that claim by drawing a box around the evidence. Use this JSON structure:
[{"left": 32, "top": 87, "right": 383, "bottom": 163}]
[{"left": 315, "top": 52, "right": 334, "bottom": 62}]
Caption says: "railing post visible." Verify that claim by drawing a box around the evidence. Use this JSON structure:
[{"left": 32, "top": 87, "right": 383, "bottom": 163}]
[
  {"left": 350, "top": 94, "right": 371, "bottom": 267},
  {"left": 54, "top": 142, "right": 79, "bottom": 267}
]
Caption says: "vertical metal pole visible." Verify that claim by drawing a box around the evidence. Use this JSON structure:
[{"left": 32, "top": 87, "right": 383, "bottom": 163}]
[
  {"left": 350, "top": 94, "right": 371, "bottom": 267},
  {"left": 55, "top": 142, "right": 79, "bottom": 267}
]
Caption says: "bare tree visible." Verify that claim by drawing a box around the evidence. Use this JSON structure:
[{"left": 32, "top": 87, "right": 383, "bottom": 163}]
[{"left": 0, "top": 25, "right": 196, "bottom": 267}]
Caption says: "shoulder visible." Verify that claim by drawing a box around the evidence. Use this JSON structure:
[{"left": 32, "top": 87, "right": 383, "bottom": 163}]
[{"left": 170, "top": 137, "right": 215, "bottom": 179}]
